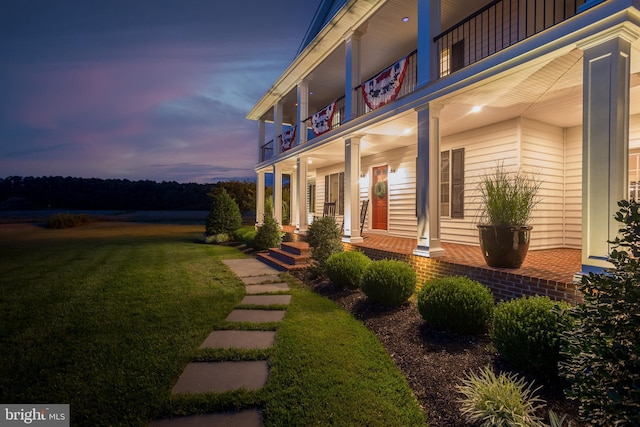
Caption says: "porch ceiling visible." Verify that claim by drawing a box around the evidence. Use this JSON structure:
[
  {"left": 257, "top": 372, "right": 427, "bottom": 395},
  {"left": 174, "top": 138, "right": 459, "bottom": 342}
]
[{"left": 277, "top": 41, "right": 640, "bottom": 172}]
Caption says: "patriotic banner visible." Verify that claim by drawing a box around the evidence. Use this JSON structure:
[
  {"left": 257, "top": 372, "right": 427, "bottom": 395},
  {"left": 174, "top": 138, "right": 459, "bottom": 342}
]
[
  {"left": 361, "top": 55, "right": 408, "bottom": 111},
  {"left": 310, "top": 101, "right": 336, "bottom": 136},
  {"left": 279, "top": 126, "right": 296, "bottom": 152}
]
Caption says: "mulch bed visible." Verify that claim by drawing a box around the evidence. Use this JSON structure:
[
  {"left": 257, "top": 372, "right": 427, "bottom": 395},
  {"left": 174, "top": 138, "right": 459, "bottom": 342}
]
[{"left": 295, "top": 272, "right": 582, "bottom": 427}]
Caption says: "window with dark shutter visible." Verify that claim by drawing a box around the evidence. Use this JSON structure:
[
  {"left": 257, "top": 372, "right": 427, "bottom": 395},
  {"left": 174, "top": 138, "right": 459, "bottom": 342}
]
[
  {"left": 451, "top": 148, "right": 464, "bottom": 218},
  {"left": 451, "top": 40, "right": 465, "bottom": 73}
]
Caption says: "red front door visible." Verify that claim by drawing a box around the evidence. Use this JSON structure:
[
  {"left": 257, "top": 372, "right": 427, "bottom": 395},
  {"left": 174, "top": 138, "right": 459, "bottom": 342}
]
[{"left": 371, "top": 165, "right": 388, "bottom": 230}]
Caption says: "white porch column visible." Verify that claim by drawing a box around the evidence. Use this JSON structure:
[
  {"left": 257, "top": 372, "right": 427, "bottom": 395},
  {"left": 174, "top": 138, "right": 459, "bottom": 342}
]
[
  {"left": 256, "top": 170, "right": 265, "bottom": 226},
  {"left": 274, "top": 101, "right": 284, "bottom": 156},
  {"left": 272, "top": 164, "right": 283, "bottom": 227},
  {"left": 579, "top": 29, "right": 637, "bottom": 274},
  {"left": 414, "top": 103, "right": 444, "bottom": 257},
  {"left": 417, "top": 0, "right": 441, "bottom": 85},
  {"left": 290, "top": 170, "right": 297, "bottom": 229},
  {"left": 343, "top": 135, "right": 363, "bottom": 243},
  {"left": 258, "top": 119, "right": 266, "bottom": 161},
  {"left": 345, "top": 29, "right": 364, "bottom": 122},
  {"left": 297, "top": 79, "right": 309, "bottom": 147},
  {"left": 296, "top": 157, "right": 309, "bottom": 234}
]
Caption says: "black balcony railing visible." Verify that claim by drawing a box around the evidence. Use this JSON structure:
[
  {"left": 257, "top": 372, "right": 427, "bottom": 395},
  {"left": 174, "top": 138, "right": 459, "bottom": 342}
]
[
  {"left": 260, "top": 139, "right": 274, "bottom": 162},
  {"left": 435, "top": 0, "right": 586, "bottom": 77}
]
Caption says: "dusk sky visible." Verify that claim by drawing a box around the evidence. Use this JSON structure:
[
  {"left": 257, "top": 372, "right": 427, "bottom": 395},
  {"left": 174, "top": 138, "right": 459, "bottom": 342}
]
[{"left": 0, "top": 1, "right": 319, "bottom": 183}]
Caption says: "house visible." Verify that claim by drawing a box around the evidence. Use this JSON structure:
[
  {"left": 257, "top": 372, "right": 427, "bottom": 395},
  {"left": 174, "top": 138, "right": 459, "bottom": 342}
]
[{"left": 247, "top": 0, "right": 640, "bottom": 291}]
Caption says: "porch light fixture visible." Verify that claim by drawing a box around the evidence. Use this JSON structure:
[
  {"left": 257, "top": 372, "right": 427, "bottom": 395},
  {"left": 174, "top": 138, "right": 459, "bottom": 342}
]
[
  {"left": 402, "top": 17, "right": 409, "bottom": 22},
  {"left": 471, "top": 105, "right": 482, "bottom": 113}
]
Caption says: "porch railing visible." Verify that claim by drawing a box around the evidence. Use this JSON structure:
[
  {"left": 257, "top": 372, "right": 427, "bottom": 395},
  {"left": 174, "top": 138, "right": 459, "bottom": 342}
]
[
  {"left": 355, "top": 50, "right": 418, "bottom": 117},
  {"left": 303, "top": 96, "right": 346, "bottom": 137},
  {"left": 435, "top": 0, "right": 586, "bottom": 77},
  {"left": 260, "top": 139, "right": 274, "bottom": 162}
]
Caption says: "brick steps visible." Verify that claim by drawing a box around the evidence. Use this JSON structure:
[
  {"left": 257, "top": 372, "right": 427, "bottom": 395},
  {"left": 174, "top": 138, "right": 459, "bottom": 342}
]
[{"left": 256, "top": 241, "right": 311, "bottom": 272}]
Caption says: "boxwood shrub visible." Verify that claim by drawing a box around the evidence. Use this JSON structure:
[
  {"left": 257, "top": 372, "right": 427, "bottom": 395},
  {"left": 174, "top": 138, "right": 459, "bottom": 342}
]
[
  {"left": 417, "top": 276, "right": 494, "bottom": 335},
  {"left": 360, "top": 260, "right": 416, "bottom": 307},
  {"left": 492, "top": 295, "right": 572, "bottom": 378},
  {"left": 325, "top": 251, "right": 372, "bottom": 290}
]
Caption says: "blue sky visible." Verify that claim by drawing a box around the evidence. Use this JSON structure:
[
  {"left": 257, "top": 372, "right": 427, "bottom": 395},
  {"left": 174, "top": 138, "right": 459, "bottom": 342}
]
[{"left": 0, "top": 1, "right": 318, "bottom": 183}]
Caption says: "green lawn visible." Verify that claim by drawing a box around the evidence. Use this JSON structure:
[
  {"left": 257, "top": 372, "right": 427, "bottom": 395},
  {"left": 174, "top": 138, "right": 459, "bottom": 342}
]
[{"left": 0, "top": 222, "right": 425, "bottom": 426}]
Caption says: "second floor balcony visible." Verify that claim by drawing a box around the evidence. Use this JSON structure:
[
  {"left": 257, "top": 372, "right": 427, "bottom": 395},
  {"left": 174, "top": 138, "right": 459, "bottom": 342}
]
[{"left": 257, "top": 0, "right": 590, "bottom": 163}]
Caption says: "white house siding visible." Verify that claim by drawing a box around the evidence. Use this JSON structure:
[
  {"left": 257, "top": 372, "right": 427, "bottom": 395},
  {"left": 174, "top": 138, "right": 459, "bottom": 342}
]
[
  {"left": 361, "top": 145, "right": 417, "bottom": 238},
  {"left": 315, "top": 164, "right": 343, "bottom": 224},
  {"left": 564, "top": 125, "right": 583, "bottom": 249},
  {"left": 631, "top": 114, "right": 640, "bottom": 148},
  {"left": 441, "top": 118, "right": 520, "bottom": 246},
  {"left": 521, "top": 118, "right": 566, "bottom": 249}
]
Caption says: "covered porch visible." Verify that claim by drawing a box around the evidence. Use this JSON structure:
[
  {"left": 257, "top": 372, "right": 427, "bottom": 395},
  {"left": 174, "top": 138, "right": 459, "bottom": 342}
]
[{"left": 282, "top": 225, "right": 582, "bottom": 302}]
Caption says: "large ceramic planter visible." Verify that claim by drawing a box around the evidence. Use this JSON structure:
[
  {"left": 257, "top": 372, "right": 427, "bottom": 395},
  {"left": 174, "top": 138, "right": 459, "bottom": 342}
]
[{"left": 477, "top": 225, "right": 532, "bottom": 268}]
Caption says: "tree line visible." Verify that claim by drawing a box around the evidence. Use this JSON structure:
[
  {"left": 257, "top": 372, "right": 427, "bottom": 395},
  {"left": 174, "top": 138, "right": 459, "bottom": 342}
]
[{"left": 0, "top": 176, "right": 257, "bottom": 213}]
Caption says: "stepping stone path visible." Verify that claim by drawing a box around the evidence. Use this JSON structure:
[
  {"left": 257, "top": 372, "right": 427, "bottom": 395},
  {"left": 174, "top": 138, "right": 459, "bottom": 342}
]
[{"left": 149, "top": 258, "right": 290, "bottom": 427}]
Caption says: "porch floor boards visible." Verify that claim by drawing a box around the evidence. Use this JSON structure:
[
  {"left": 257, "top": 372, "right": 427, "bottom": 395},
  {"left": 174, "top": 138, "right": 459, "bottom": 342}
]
[{"left": 283, "top": 226, "right": 582, "bottom": 285}]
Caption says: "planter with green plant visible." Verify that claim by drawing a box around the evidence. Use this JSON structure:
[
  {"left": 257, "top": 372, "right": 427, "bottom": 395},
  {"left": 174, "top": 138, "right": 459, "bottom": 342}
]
[{"left": 477, "top": 162, "right": 541, "bottom": 268}]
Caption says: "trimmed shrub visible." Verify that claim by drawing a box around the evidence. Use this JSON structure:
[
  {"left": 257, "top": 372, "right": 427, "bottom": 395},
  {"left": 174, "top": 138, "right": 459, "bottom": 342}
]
[
  {"left": 458, "top": 366, "right": 545, "bottom": 427},
  {"left": 306, "top": 216, "right": 343, "bottom": 275},
  {"left": 360, "top": 260, "right": 416, "bottom": 307},
  {"left": 252, "top": 213, "right": 282, "bottom": 251},
  {"left": 325, "top": 251, "right": 372, "bottom": 290},
  {"left": 232, "top": 226, "right": 257, "bottom": 246},
  {"left": 418, "top": 276, "right": 494, "bottom": 335},
  {"left": 560, "top": 199, "right": 640, "bottom": 425},
  {"left": 492, "top": 295, "right": 571, "bottom": 378},
  {"left": 48, "top": 213, "right": 93, "bottom": 229},
  {"left": 206, "top": 189, "right": 242, "bottom": 236}
]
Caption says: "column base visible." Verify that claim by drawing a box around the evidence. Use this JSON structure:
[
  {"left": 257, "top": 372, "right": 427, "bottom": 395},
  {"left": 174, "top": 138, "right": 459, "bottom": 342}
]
[
  {"left": 342, "top": 236, "right": 364, "bottom": 244},
  {"left": 413, "top": 246, "right": 445, "bottom": 258}
]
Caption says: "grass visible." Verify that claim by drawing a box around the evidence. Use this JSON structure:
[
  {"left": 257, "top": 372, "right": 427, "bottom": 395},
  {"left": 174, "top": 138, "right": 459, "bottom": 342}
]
[{"left": 0, "top": 222, "right": 426, "bottom": 426}]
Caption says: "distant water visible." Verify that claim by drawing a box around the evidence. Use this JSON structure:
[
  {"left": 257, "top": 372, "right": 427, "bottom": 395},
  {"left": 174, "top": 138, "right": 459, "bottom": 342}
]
[{"left": 0, "top": 210, "right": 208, "bottom": 224}]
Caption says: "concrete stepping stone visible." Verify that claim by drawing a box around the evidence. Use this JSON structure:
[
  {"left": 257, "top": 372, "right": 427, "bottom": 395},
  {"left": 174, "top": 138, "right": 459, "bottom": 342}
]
[
  {"left": 241, "top": 274, "right": 282, "bottom": 285},
  {"left": 149, "top": 409, "right": 262, "bottom": 427},
  {"left": 240, "top": 295, "right": 291, "bottom": 306},
  {"left": 245, "top": 283, "right": 290, "bottom": 294},
  {"left": 222, "top": 259, "right": 278, "bottom": 277},
  {"left": 199, "top": 330, "right": 276, "bottom": 349},
  {"left": 172, "top": 361, "right": 268, "bottom": 394},
  {"left": 225, "top": 309, "right": 285, "bottom": 323}
]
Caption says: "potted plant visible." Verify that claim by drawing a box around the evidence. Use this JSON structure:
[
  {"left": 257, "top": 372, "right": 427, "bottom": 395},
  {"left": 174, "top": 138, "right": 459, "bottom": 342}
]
[{"left": 477, "top": 162, "right": 541, "bottom": 268}]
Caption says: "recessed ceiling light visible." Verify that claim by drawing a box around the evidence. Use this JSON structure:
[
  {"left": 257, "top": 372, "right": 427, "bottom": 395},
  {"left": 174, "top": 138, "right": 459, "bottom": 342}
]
[
  {"left": 402, "top": 17, "right": 409, "bottom": 22},
  {"left": 471, "top": 105, "right": 482, "bottom": 113}
]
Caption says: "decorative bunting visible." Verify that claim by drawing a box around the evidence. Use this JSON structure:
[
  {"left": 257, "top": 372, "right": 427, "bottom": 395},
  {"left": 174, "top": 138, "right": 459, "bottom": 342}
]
[
  {"left": 279, "top": 126, "right": 296, "bottom": 152},
  {"left": 361, "top": 55, "right": 408, "bottom": 111},
  {"left": 310, "top": 101, "right": 336, "bottom": 136}
]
